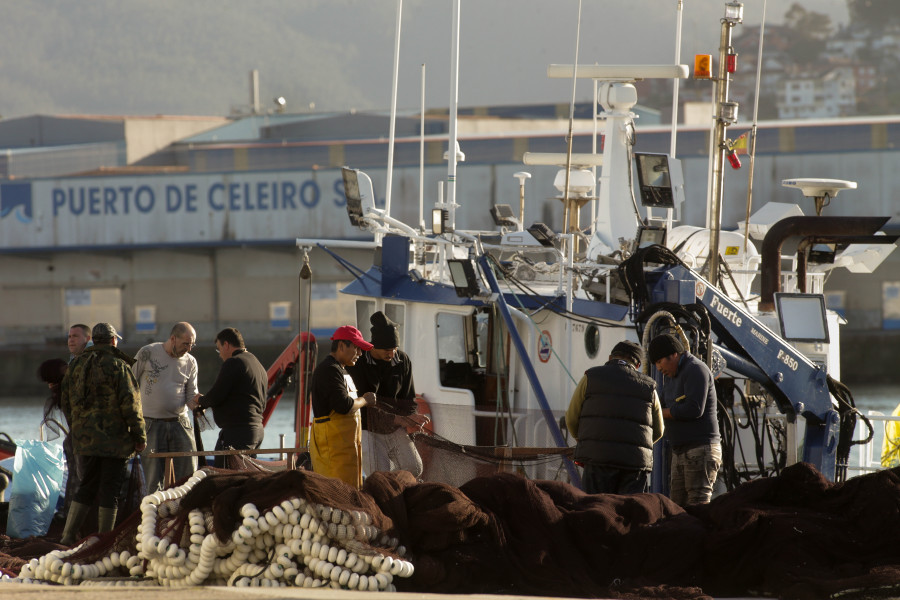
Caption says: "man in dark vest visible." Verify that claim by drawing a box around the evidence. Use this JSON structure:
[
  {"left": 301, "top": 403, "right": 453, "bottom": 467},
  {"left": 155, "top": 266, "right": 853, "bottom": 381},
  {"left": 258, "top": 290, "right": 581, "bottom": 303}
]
[{"left": 565, "top": 340, "right": 664, "bottom": 495}]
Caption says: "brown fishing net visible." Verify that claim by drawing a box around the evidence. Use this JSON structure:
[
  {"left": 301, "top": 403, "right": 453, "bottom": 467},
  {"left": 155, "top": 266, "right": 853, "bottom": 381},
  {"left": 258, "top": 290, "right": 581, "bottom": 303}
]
[{"left": 8, "top": 432, "right": 900, "bottom": 599}]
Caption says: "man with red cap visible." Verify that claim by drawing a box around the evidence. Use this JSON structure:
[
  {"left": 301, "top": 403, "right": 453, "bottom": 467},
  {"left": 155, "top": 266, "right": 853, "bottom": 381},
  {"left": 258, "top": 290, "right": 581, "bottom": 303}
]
[{"left": 309, "top": 325, "right": 377, "bottom": 488}]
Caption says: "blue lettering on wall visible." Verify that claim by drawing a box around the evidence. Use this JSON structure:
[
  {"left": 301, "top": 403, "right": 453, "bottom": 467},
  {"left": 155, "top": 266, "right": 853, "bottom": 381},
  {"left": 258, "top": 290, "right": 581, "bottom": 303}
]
[
  {"left": 166, "top": 185, "right": 182, "bottom": 212},
  {"left": 227, "top": 183, "right": 239, "bottom": 211},
  {"left": 333, "top": 179, "right": 346, "bottom": 207},
  {"left": 208, "top": 183, "right": 224, "bottom": 210},
  {"left": 70, "top": 189, "right": 85, "bottom": 215},
  {"left": 119, "top": 187, "right": 132, "bottom": 214},
  {"left": 104, "top": 188, "right": 117, "bottom": 214},
  {"left": 300, "top": 180, "right": 320, "bottom": 208},
  {"left": 281, "top": 182, "right": 296, "bottom": 209},
  {"left": 185, "top": 184, "right": 197, "bottom": 212},
  {"left": 52, "top": 189, "right": 65, "bottom": 216},
  {"left": 257, "top": 182, "right": 269, "bottom": 210},
  {"left": 48, "top": 176, "right": 348, "bottom": 218},
  {"left": 135, "top": 186, "right": 154, "bottom": 213},
  {"left": 88, "top": 187, "right": 101, "bottom": 215},
  {"left": 243, "top": 183, "right": 254, "bottom": 211}
]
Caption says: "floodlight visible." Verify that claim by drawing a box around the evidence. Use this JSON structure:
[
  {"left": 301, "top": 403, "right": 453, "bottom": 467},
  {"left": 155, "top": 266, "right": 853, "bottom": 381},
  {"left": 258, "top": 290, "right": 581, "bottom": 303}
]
[
  {"left": 432, "top": 208, "right": 450, "bottom": 235},
  {"left": 526, "top": 222, "right": 558, "bottom": 248},
  {"left": 342, "top": 167, "right": 364, "bottom": 226},
  {"left": 724, "top": 2, "right": 743, "bottom": 23},
  {"left": 636, "top": 225, "right": 667, "bottom": 249},
  {"left": 807, "top": 243, "right": 837, "bottom": 265},
  {"left": 490, "top": 204, "right": 519, "bottom": 228},
  {"left": 447, "top": 259, "right": 480, "bottom": 297},
  {"left": 774, "top": 293, "right": 829, "bottom": 343}
]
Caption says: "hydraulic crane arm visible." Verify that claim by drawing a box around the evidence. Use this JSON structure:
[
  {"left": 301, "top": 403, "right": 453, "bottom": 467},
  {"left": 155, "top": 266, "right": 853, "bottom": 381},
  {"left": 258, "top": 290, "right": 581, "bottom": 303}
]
[{"left": 647, "top": 263, "right": 839, "bottom": 479}]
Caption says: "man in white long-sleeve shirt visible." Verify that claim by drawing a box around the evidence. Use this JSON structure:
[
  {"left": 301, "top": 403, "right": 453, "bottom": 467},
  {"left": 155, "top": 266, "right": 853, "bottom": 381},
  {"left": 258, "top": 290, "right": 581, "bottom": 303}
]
[{"left": 133, "top": 322, "right": 199, "bottom": 492}]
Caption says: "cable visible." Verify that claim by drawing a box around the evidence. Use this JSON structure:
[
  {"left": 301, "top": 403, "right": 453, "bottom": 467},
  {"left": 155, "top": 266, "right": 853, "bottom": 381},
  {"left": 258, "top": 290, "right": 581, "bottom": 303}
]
[{"left": 486, "top": 254, "right": 632, "bottom": 330}]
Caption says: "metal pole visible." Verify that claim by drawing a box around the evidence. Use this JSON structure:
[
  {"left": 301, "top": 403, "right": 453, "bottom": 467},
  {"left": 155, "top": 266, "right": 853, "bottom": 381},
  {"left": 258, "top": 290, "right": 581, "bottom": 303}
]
[
  {"left": 384, "top": 0, "right": 403, "bottom": 226},
  {"left": 708, "top": 10, "right": 739, "bottom": 288},
  {"left": 447, "top": 0, "right": 460, "bottom": 230},
  {"left": 296, "top": 249, "right": 312, "bottom": 448},
  {"left": 666, "top": 0, "right": 684, "bottom": 230},
  {"left": 419, "top": 63, "right": 426, "bottom": 232},
  {"left": 742, "top": 0, "right": 767, "bottom": 254}
]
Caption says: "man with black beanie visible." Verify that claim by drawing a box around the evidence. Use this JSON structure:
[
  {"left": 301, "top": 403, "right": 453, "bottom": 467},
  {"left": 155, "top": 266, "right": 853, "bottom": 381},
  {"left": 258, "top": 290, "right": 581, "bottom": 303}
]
[
  {"left": 565, "top": 340, "right": 664, "bottom": 494},
  {"left": 649, "top": 332, "right": 721, "bottom": 505},
  {"left": 347, "top": 311, "right": 428, "bottom": 479}
]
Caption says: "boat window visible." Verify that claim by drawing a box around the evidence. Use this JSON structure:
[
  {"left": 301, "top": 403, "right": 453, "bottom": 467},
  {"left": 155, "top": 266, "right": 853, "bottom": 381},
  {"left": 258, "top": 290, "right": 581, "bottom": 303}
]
[
  {"left": 437, "top": 312, "right": 470, "bottom": 387},
  {"left": 474, "top": 311, "right": 489, "bottom": 368},
  {"left": 436, "top": 313, "right": 467, "bottom": 363},
  {"left": 355, "top": 300, "right": 376, "bottom": 332},
  {"left": 584, "top": 324, "right": 600, "bottom": 359},
  {"left": 385, "top": 304, "right": 405, "bottom": 347}
]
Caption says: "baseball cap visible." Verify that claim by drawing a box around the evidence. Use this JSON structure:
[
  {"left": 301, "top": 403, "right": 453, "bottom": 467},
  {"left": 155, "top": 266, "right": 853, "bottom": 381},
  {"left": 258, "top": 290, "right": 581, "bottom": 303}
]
[
  {"left": 92, "top": 322, "right": 123, "bottom": 343},
  {"left": 331, "top": 325, "right": 373, "bottom": 351}
]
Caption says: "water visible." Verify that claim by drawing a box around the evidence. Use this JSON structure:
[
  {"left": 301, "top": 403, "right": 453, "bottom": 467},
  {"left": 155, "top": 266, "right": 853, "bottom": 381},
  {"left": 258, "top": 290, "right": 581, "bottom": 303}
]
[
  {"left": 3, "top": 385, "right": 897, "bottom": 445},
  {"left": 0, "top": 395, "right": 304, "bottom": 452}
]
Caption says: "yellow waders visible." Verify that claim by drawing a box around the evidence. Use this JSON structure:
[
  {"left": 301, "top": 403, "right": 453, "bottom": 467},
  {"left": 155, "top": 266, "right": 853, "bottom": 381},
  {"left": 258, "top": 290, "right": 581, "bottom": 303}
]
[{"left": 310, "top": 374, "right": 363, "bottom": 488}]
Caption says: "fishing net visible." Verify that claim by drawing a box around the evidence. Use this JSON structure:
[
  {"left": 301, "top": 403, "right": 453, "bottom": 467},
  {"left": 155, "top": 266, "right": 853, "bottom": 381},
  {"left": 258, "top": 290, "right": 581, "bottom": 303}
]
[
  {"left": 10, "top": 438, "right": 900, "bottom": 599},
  {"left": 411, "top": 430, "right": 574, "bottom": 487}
]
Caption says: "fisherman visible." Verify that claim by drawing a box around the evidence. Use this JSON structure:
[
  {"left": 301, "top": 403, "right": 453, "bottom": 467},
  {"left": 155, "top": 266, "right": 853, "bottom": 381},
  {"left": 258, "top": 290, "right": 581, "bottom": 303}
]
[
  {"left": 649, "top": 333, "right": 721, "bottom": 505},
  {"left": 189, "top": 327, "right": 267, "bottom": 468},
  {"left": 67, "top": 324, "right": 92, "bottom": 363},
  {"left": 347, "top": 312, "right": 428, "bottom": 479},
  {"left": 309, "top": 325, "right": 377, "bottom": 489},
  {"left": 565, "top": 340, "right": 664, "bottom": 494},
  {"left": 61, "top": 323, "right": 92, "bottom": 513},
  {"left": 59, "top": 323, "right": 145, "bottom": 546},
  {"left": 133, "top": 322, "right": 199, "bottom": 492}
]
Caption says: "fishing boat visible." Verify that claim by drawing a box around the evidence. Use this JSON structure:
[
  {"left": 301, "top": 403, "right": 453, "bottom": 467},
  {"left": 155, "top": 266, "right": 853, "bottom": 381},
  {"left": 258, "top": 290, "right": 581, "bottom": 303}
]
[
  {"left": 296, "top": 0, "right": 897, "bottom": 491},
  {"left": 8, "top": 3, "right": 900, "bottom": 597}
]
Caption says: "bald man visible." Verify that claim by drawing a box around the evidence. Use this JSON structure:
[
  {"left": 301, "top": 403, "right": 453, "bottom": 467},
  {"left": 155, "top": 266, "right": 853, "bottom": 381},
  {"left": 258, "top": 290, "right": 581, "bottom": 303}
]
[{"left": 133, "top": 322, "right": 199, "bottom": 492}]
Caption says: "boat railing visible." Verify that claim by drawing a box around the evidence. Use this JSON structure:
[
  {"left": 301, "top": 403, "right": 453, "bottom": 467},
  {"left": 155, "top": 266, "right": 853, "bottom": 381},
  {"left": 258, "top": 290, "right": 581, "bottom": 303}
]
[
  {"left": 849, "top": 410, "right": 900, "bottom": 475},
  {"left": 149, "top": 447, "right": 308, "bottom": 488}
]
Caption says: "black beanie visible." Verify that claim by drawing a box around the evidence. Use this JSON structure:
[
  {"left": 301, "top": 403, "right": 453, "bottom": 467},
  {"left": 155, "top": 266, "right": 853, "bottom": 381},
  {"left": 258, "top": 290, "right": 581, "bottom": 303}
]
[
  {"left": 370, "top": 311, "right": 399, "bottom": 349},
  {"left": 610, "top": 340, "right": 643, "bottom": 366},
  {"left": 648, "top": 334, "right": 683, "bottom": 363}
]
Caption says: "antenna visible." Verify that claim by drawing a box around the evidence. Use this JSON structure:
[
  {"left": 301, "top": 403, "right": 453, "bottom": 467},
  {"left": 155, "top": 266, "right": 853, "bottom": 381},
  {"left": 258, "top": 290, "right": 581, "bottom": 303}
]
[{"left": 782, "top": 178, "right": 857, "bottom": 216}]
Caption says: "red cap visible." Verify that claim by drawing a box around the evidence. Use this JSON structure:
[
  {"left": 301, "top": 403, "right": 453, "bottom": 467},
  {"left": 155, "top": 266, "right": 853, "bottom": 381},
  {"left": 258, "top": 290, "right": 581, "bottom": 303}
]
[{"left": 331, "top": 325, "right": 373, "bottom": 351}]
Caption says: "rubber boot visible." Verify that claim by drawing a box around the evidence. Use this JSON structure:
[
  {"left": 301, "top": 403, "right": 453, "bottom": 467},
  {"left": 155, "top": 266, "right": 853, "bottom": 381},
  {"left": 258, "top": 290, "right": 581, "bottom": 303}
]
[
  {"left": 60, "top": 501, "right": 91, "bottom": 546},
  {"left": 98, "top": 507, "right": 118, "bottom": 533}
]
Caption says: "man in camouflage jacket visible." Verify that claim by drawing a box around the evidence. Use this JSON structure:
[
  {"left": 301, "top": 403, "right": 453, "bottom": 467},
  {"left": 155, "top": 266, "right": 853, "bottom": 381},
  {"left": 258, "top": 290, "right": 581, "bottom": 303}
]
[{"left": 59, "top": 323, "right": 146, "bottom": 546}]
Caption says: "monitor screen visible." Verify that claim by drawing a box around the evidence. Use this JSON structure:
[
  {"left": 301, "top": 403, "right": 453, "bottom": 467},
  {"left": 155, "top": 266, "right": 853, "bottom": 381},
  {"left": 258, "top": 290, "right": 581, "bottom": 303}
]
[
  {"left": 635, "top": 153, "right": 675, "bottom": 208},
  {"left": 774, "top": 293, "right": 829, "bottom": 343},
  {"left": 342, "top": 167, "right": 364, "bottom": 226}
]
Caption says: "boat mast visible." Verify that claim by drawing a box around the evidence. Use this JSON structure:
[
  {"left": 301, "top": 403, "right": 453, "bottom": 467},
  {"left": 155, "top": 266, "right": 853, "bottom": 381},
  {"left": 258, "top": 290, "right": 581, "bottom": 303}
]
[
  {"left": 742, "top": 0, "right": 768, "bottom": 254},
  {"left": 383, "top": 0, "right": 403, "bottom": 242},
  {"left": 446, "top": 0, "right": 461, "bottom": 231},
  {"left": 664, "top": 0, "right": 684, "bottom": 232},
  {"left": 707, "top": 2, "right": 743, "bottom": 287},
  {"left": 419, "top": 63, "right": 426, "bottom": 232},
  {"left": 562, "top": 0, "right": 584, "bottom": 254}
]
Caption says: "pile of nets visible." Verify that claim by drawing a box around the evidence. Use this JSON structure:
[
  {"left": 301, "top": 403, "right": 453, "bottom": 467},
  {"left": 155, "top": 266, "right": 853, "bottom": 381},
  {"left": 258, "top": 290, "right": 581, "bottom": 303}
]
[
  {"left": 7, "top": 462, "right": 900, "bottom": 599},
  {"left": 16, "top": 467, "right": 413, "bottom": 589}
]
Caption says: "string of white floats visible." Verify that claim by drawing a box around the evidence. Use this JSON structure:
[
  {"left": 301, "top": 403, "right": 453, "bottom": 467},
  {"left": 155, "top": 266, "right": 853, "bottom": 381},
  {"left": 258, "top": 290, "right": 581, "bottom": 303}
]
[{"left": 17, "top": 467, "right": 414, "bottom": 589}]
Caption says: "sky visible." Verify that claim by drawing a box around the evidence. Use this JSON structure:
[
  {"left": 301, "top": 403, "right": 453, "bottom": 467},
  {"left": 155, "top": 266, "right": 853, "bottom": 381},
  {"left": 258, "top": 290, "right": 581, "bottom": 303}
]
[{"left": 0, "top": 0, "right": 850, "bottom": 119}]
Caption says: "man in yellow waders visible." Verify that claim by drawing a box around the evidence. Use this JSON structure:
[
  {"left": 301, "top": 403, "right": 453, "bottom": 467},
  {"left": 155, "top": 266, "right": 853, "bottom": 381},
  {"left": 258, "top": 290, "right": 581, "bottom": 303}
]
[{"left": 309, "top": 325, "right": 377, "bottom": 488}]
